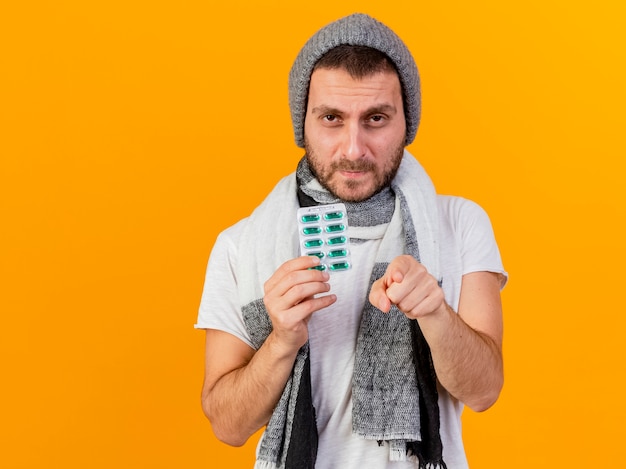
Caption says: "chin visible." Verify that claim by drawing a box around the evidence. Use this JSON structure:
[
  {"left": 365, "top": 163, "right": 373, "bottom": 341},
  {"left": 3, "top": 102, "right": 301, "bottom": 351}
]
[{"left": 334, "top": 186, "right": 376, "bottom": 203}]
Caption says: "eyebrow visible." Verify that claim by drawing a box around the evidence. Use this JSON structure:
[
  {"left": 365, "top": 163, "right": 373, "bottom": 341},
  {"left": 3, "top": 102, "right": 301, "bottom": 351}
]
[{"left": 309, "top": 104, "right": 398, "bottom": 116}]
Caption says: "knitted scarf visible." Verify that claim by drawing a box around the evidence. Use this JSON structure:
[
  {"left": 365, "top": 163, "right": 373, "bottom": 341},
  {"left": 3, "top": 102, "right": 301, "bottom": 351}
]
[{"left": 238, "top": 151, "right": 446, "bottom": 469}]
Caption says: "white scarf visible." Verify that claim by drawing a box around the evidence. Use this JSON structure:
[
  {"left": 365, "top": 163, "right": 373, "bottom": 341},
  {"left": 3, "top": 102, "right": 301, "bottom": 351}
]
[{"left": 238, "top": 151, "right": 446, "bottom": 469}]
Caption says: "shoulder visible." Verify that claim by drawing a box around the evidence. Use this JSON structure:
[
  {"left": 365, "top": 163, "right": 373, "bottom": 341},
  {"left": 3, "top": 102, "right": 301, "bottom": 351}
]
[
  {"left": 205, "top": 217, "right": 250, "bottom": 273},
  {"left": 437, "top": 195, "right": 508, "bottom": 286},
  {"left": 215, "top": 217, "right": 248, "bottom": 245},
  {"left": 437, "top": 195, "right": 492, "bottom": 230}
]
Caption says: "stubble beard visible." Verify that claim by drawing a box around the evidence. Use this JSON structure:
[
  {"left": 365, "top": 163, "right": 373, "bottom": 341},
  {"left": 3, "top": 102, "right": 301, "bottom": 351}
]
[{"left": 304, "top": 139, "right": 405, "bottom": 203}]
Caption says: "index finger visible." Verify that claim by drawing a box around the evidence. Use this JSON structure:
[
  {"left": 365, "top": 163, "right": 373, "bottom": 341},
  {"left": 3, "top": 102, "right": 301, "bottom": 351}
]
[
  {"left": 384, "top": 255, "right": 414, "bottom": 286},
  {"left": 264, "top": 255, "right": 322, "bottom": 291}
]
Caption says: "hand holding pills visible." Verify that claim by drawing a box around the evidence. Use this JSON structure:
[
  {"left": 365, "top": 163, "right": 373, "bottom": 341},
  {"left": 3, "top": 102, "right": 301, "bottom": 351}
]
[{"left": 262, "top": 255, "right": 337, "bottom": 351}]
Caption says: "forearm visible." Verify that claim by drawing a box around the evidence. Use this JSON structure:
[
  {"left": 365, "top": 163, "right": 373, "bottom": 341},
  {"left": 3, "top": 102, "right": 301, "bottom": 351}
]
[
  {"left": 418, "top": 304, "right": 503, "bottom": 411},
  {"left": 202, "top": 257, "right": 336, "bottom": 445},
  {"left": 202, "top": 333, "right": 298, "bottom": 446}
]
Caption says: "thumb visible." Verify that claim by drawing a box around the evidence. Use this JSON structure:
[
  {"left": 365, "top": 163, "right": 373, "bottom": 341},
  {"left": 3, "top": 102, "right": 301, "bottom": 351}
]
[{"left": 369, "top": 278, "right": 392, "bottom": 313}]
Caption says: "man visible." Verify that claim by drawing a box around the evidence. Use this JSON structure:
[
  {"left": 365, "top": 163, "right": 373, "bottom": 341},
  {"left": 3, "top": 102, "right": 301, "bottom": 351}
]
[{"left": 196, "top": 13, "right": 507, "bottom": 469}]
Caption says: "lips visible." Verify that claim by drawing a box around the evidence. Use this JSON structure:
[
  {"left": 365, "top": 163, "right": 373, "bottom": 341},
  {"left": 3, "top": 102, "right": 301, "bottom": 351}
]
[
  {"left": 333, "top": 161, "right": 374, "bottom": 172},
  {"left": 334, "top": 161, "right": 374, "bottom": 181},
  {"left": 339, "top": 170, "right": 368, "bottom": 179}
]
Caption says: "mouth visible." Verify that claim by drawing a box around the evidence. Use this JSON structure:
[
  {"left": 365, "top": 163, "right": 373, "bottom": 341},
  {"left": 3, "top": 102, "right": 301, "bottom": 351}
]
[{"left": 339, "top": 170, "right": 368, "bottom": 179}]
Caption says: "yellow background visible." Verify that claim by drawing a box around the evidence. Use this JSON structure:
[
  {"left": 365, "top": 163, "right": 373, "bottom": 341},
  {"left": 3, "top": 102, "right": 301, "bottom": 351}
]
[{"left": 1, "top": 1, "right": 624, "bottom": 467}]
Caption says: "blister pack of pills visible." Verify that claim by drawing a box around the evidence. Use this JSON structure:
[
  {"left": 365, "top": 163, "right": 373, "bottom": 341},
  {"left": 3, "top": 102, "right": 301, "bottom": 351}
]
[{"left": 297, "top": 203, "right": 351, "bottom": 272}]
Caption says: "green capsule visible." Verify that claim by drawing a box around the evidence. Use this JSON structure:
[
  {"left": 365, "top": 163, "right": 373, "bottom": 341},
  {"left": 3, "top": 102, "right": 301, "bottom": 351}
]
[
  {"left": 308, "top": 264, "right": 326, "bottom": 271},
  {"left": 325, "top": 224, "right": 345, "bottom": 233},
  {"left": 304, "top": 239, "right": 324, "bottom": 248},
  {"left": 324, "top": 211, "right": 344, "bottom": 220},
  {"left": 302, "top": 226, "right": 322, "bottom": 235},
  {"left": 329, "top": 262, "right": 350, "bottom": 271},
  {"left": 327, "top": 236, "right": 346, "bottom": 245},
  {"left": 301, "top": 214, "right": 320, "bottom": 223},
  {"left": 328, "top": 249, "right": 347, "bottom": 258},
  {"left": 307, "top": 251, "right": 325, "bottom": 259}
]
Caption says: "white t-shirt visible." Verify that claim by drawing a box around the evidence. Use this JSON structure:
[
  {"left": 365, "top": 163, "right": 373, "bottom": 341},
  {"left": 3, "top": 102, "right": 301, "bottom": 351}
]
[{"left": 196, "top": 195, "right": 507, "bottom": 469}]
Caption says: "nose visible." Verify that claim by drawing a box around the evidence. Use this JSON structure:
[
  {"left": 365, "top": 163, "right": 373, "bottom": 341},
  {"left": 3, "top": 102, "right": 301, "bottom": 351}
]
[{"left": 340, "top": 121, "right": 366, "bottom": 160}]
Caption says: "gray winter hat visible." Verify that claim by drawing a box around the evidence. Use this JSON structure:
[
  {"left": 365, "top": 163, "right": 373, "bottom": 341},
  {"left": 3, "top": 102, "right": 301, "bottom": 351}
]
[{"left": 288, "top": 13, "right": 421, "bottom": 148}]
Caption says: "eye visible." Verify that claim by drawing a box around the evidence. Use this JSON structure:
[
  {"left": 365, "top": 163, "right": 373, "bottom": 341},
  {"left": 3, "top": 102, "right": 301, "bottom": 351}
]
[
  {"left": 323, "top": 114, "right": 337, "bottom": 122},
  {"left": 366, "top": 114, "right": 387, "bottom": 126}
]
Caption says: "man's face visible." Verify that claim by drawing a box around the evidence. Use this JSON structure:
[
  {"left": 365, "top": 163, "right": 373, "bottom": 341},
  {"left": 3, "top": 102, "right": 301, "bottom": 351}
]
[{"left": 304, "top": 67, "right": 406, "bottom": 202}]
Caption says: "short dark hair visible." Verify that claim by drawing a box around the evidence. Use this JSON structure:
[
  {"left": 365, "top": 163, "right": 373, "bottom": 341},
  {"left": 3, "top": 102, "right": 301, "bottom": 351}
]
[{"left": 313, "top": 45, "right": 398, "bottom": 80}]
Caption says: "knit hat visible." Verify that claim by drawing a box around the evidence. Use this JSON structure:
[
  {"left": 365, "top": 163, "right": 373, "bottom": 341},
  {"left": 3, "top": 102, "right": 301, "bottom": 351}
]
[{"left": 288, "top": 13, "right": 421, "bottom": 148}]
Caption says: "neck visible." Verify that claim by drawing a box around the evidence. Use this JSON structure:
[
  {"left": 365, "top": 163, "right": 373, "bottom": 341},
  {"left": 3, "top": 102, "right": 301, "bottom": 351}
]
[{"left": 296, "top": 157, "right": 395, "bottom": 227}]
